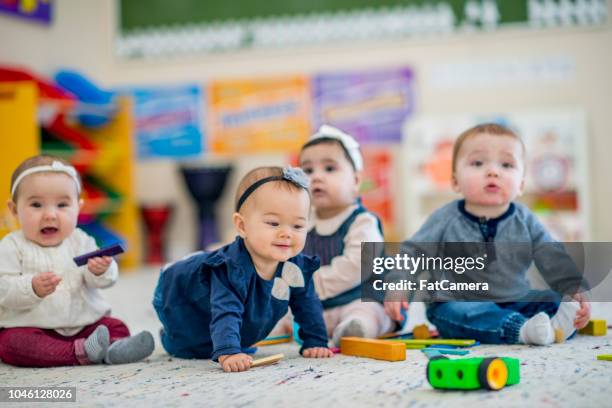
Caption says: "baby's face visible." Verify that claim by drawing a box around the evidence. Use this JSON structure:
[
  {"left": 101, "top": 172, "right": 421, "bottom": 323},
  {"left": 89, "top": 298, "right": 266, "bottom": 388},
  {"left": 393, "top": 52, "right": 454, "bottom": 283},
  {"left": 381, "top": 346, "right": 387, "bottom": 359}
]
[
  {"left": 240, "top": 183, "right": 310, "bottom": 264},
  {"left": 10, "top": 172, "right": 81, "bottom": 247},
  {"left": 300, "top": 142, "right": 359, "bottom": 218},
  {"left": 453, "top": 133, "right": 525, "bottom": 212}
]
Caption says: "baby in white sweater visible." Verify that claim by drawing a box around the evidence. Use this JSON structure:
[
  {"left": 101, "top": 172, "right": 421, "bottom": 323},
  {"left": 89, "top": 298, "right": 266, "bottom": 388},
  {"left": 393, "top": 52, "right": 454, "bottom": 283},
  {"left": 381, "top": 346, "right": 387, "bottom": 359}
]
[{"left": 0, "top": 154, "right": 153, "bottom": 367}]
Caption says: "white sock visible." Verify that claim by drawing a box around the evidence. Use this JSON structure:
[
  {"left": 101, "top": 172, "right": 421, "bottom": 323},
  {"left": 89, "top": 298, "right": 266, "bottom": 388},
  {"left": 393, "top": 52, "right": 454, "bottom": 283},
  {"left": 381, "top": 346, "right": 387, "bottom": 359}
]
[
  {"left": 332, "top": 319, "right": 366, "bottom": 347},
  {"left": 519, "top": 312, "right": 554, "bottom": 345},
  {"left": 550, "top": 301, "right": 580, "bottom": 342}
]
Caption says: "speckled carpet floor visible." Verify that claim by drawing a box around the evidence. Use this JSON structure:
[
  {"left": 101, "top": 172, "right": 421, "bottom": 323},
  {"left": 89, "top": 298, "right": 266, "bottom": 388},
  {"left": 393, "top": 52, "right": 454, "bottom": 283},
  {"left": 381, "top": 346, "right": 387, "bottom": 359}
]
[{"left": 1, "top": 268, "right": 611, "bottom": 408}]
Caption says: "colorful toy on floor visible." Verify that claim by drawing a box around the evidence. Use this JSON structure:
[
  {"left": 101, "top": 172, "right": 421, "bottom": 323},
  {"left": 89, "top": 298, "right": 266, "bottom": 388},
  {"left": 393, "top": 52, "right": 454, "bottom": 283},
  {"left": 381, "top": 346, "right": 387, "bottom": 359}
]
[
  {"left": 412, "top": 324, "right": 432, "bottom": 339},
  {"left": 426, "top": 356, "right": 520, "bottom": 391},
  {"left": 578, "top": 319, "right": 607, "bottom": 336},
  {"left": 423, "top": 346, "right": 470, "bottom": 356},
  {"left": 596, "top": 354, "right": 612, "bottom": 361},
  {"left": 254, "top": 334, "right": 291, "bottom": 347},
  {"left": 389, "top": 339, "right": 477, "bottom": 347},
  {"left": 251, "top": 353, "right": 284, "bottom": 368},
  {"left": 340, "top": 337, "right": 406, "bottom": 362},
  {"left": 73, "top": 243, "right": 125, "bottom": 266}
]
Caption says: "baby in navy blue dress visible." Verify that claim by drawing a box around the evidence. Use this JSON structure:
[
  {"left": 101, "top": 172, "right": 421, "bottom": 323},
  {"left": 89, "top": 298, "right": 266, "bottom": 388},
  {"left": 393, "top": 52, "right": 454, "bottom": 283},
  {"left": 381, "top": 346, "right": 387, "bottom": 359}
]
[{"left": 153, "top": 166, "right": 332, "bottom": 372}]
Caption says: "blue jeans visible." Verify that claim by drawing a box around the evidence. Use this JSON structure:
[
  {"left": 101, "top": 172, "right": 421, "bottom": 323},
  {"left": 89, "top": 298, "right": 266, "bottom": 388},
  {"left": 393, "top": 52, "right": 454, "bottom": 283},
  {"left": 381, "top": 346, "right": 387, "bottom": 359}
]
[{"left": 426, "top": 290, "right": 561, "bottom": 344}]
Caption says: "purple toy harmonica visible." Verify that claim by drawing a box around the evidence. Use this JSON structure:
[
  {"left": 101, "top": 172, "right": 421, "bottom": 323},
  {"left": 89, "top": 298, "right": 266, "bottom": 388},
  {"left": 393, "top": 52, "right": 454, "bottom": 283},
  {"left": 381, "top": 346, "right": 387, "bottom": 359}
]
[{"left": 73, "top": 243, "right": 125, "bottom": 267}]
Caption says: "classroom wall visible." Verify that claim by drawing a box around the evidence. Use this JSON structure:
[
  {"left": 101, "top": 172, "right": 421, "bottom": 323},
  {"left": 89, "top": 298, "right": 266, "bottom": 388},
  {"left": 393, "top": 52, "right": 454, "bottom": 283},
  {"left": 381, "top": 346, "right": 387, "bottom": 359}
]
[{"left": 1, "top": 0, "right": 611, "bottom": 262}]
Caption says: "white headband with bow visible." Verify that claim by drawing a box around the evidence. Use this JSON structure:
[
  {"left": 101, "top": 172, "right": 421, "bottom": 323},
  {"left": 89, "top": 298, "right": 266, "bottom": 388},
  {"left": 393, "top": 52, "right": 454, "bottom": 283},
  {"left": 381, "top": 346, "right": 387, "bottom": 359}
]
[
  {"left": 11, "top": 161, "right": 81, "bottom": 198},
  {"left": 309, "top": 125, "right": 363, "bottom": 171}
]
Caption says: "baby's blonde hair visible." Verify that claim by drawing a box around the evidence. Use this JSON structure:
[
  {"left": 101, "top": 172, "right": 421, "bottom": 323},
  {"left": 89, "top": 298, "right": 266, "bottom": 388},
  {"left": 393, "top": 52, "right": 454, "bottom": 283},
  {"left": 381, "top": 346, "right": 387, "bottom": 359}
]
[
  {"left": 452, "top": 123, "right": 526, "bottom": 174},
  {"left": 10, "top": 154, "right": 81, "bottom": 201},
  {"left": 234, "top": 166, "right": 308, "bottom": 212}
]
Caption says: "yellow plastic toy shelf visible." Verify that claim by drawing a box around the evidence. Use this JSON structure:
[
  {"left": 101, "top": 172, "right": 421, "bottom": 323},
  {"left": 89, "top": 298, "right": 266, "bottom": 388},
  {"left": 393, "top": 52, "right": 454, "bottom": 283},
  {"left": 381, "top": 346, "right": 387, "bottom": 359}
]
[{"left": 0, "top": 82, "right": 140, "bottom": 269}]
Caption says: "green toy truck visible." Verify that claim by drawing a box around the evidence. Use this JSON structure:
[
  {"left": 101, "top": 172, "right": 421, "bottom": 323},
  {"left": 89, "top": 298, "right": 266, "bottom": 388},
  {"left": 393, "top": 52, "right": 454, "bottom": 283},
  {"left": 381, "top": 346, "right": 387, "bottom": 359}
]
[{"left": 426, "top": 356, "right": 520, "bottom": 391}]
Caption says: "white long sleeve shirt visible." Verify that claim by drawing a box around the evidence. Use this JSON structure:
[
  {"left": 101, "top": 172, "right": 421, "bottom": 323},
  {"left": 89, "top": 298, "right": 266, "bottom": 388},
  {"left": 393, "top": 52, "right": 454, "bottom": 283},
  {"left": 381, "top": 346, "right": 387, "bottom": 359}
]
[
  {"left": 310, "top": 205, "right": 384, "bottom": 301},
  {"left": 0, "top": 229, "right": 118, "bottom": 336}
]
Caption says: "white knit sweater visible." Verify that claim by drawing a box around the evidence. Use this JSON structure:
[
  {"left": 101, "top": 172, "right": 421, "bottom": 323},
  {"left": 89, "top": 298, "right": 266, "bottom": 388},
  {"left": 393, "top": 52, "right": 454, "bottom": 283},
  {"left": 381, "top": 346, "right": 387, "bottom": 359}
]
[{"left": 0, "top": 229, "right": 118, "bottom": 336}]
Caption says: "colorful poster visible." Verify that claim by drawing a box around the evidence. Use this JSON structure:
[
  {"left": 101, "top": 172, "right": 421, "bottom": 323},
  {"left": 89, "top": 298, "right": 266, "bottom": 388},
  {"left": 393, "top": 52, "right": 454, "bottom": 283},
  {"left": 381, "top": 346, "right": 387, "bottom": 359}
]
[
  {"left": 129, "top": 85, "right": 205, "bottom": 159},
  {"left": 361, "top": 147, "right": 395, "bottom": 237},
  {"left": 207, "top": 76, "right": 311, "bottom": 154},
  {"left": 0, "top": 0, "right": 52, "bottom": 24},
  {"left": 313, "top": 67, "right": 414, "bottom": 144},
  {"left": 402, "top": 110, "right": 589, "bottom": 240}
]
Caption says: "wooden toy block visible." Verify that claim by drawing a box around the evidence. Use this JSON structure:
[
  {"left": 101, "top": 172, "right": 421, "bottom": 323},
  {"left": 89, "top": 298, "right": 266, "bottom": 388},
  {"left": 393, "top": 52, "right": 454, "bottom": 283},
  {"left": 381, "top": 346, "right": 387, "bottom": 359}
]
[
  {"left": 596, "top": 354, "right": 612, "bottom": 361},
  {"left": 554, "top": 328, "right": 564, "bottom": 343},
  {"left": 413, "top": 324, "right": 432, "bottom": 339},
  {"left": 254, "top": 334, "right": 291, "bottom": 346},
  {"left": 427, "top": 357, "right": 520, "bottom": 391},
  {"left": 340, "top": 337, "right": 406, "bottom": 362},
  {"left": 389, "top": 339, "right": 476, "bottom": 347},
  {"left": 578, "top": 320, "right": 607, "bottom": 336},
  {"left": 251, "top": 353, "right": 284, "bottom": 368}
]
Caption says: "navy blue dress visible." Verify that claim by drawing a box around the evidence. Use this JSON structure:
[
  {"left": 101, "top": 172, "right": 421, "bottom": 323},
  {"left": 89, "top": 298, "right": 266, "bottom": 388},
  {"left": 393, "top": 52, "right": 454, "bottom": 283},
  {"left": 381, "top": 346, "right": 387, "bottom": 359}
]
[{"left": 153, "top": 237, "right": 328, "bottom": 360}]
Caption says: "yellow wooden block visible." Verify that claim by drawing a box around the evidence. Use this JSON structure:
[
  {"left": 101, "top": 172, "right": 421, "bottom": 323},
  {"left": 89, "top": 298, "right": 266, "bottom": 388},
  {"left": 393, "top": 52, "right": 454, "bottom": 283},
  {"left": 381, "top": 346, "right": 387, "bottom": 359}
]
[
  {"left": 254, "top": 335, "right": 291, "bottom": 346},
  {"left": 578, "top": 320, "right": 607, "bottom": 336},
  {"left": 597, "top": 354, "right": 612, "bottom": 361},
  {"left": 554, "top": 328, "right": 564, "bottom": 343},
  {"left": 340, "top": 337, "right": 406, "bottom": 362},
  {"left": 413, "top": 324, "right": 432, "bottom": 339}
]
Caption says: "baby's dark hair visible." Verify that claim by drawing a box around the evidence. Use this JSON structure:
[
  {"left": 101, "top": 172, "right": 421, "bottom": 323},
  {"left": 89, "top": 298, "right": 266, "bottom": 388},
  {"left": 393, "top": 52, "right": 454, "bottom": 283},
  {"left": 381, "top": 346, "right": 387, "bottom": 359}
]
[
  {"left": 452, "top": 123, "right": 526, "bottom": 173},
  {"left": 234, "top": 166, "right": 309, "bottom": 212},
  {"left": 10, "top": 154, "right": 81, "bottom": 201},
  {"left": 300, "top": 137, "right": 358, "bottom": 171}
]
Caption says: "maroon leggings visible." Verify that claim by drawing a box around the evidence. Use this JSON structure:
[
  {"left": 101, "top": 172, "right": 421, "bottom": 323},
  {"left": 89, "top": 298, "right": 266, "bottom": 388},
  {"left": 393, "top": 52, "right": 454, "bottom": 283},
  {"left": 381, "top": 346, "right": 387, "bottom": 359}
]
[{"left": 0, "top": 316, "right": 130, "bottom": 367}]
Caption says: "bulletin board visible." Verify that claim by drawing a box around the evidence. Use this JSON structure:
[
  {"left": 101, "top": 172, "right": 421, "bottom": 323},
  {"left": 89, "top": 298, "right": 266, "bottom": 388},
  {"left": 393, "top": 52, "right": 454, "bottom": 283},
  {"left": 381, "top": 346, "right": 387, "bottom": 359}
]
[{"left": 402, "top": 110, "right": 590, "bottom": 241}]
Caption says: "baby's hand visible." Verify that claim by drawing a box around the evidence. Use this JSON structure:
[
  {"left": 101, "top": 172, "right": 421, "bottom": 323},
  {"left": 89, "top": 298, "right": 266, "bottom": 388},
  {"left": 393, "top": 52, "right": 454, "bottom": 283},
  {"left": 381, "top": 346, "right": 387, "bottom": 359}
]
[
  {"left": 87, "top": 256, "right": 112, "bottom": 276},
  {"left": 302, "top": 347, "right": 333, "bottom": 358},
  {"left": 32, "top": 272, "right": 62, "bottom": 298},
  {"left": 384, "top": 300, "right": 409, "bottom": 322},
  {"left": 219, "top": 353, "right": 253, "bottom": 372},
  {"left": 572, "top": 293, "right": 591, "bottom": 329}
]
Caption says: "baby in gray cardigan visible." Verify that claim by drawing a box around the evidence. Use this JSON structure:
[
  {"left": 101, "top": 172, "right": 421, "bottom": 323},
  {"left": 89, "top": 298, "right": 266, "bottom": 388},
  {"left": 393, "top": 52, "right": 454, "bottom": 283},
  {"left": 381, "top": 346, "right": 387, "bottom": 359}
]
[{"left": 385, "top": 123, "right": 590, "bottom": 345}]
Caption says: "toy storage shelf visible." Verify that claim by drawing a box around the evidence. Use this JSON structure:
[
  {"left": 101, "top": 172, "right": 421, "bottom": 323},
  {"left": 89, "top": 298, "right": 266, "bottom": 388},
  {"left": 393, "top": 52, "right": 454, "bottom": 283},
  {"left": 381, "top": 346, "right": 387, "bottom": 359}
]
[
  {"left": 0, "top": 82, "right": 39, "bottom": 237},
  {"left": 0, "top": 83, "right": 141, "bottom": 269}
]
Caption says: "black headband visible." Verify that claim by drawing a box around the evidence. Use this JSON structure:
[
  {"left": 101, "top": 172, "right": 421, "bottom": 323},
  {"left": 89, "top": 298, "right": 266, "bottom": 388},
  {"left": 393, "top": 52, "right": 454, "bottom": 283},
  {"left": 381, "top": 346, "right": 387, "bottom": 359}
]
[
  {"left": 236, "top": 176, "right": 282, "bottom": 212},
  {"left": 235, "top": 175, "right": 309, "bottom": 212}
]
